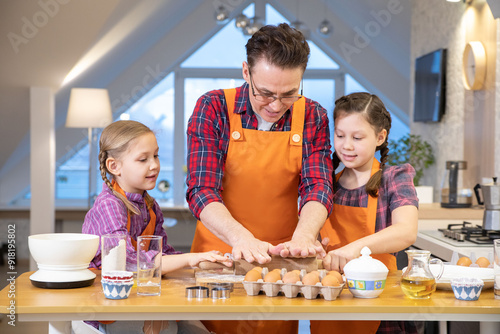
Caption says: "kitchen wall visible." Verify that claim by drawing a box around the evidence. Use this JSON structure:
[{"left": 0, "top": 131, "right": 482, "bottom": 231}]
[{"left": 410, "top": 0, "right": 499, "bottom": 199}]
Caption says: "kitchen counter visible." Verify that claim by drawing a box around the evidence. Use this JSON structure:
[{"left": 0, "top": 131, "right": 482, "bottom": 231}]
[
  {"left": 1, "top": 270, "right": 499, "bottom": 334},
  {"left": 418, "top": 203, "right": 484, "bottom": 220}
]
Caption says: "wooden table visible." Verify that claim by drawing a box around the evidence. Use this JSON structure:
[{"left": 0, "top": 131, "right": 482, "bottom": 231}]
[{"left": 1, "top": 270, "right": 499, "bottom": 333}]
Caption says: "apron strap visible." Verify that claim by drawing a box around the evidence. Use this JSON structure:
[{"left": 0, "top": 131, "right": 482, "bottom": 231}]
[
  {"left": 224, "top": 89, "right": 244, "bottom": 142},
  {"left": 289, "top": 97, "right": 305, "bottom": 146}
]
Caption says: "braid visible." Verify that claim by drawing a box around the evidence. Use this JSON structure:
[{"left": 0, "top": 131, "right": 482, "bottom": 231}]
[
  {"left": 99, "top": 150, "right": 113, "bottom": 192},
  {"left": 379, "top": 140, "right": 389, "bottom": 169}
]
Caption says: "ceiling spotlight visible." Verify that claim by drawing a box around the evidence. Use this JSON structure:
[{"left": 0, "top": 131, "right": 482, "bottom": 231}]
[
  {"left": 244, "top": 17, "right": 263, "bottom": 36},
  {"left": 318, "top": 19, "right": 333, "bottom": 37},
  {"left": 215, "top": 6, "right": 229, "bottom": 24},
  {"left": 235, "top": 14, "right": 250, "bottom": 29},
  {"left": 291, "top": 21, "right": 310, "bottom": 40}
]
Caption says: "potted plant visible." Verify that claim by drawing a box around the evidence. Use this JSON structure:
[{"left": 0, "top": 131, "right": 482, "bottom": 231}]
[{"left": 387, "top": 134, "right": 435, "bottom": 203}]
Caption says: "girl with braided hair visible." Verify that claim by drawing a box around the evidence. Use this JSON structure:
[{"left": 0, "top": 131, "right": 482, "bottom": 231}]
[
  {"left": 311, "top": 92, "right": 419, "bottom": 334},
  {"left": 83, "top": 120, "right": 231, "bottom": 334}
]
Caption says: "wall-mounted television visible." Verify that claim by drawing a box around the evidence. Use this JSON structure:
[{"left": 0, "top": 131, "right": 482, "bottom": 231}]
[{"left": 413, "top": 48, "right": 446, "bottom": 122}]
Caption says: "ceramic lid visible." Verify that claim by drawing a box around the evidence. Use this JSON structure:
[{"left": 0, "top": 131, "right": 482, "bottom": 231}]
[{"left": 343, "top": 246, "right": 388, "bottom": 275}]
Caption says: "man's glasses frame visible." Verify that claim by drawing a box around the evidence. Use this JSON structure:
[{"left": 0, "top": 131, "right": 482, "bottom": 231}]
[{"left": 249, "top": 72, "right": 303, "bottom": 104}]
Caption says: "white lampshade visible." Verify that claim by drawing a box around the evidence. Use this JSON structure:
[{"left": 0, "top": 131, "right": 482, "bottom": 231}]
[{"left": 66, "top": 88, "right": 112, "bottom": 128}]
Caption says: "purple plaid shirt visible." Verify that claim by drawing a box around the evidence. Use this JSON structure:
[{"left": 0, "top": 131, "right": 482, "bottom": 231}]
[
  {"left": 83, "top": 183, "right": 180, "bottom": 270},
  {"left": 186, "top": 82, "right": 333, "bottom": 220},
  {"left": 82, "top": 184, "right": 180, "bottom": 329},
  {"left": 334, "top": 163, "right": 419, "bottom": 232}
]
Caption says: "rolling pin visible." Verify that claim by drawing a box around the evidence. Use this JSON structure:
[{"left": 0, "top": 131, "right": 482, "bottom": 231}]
[{"left": 198, "top": 255, "right": 323, "bottom": 275}]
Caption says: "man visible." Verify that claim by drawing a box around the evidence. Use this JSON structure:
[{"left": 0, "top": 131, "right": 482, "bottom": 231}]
[{"left": 186, "top": 23, "right": 333, "bottom": 334}]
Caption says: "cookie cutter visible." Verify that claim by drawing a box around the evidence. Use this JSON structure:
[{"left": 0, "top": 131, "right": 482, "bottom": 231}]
[
  {"left": 185, "top": 286, "right": 209, "bottom": 299},
  {"left": 204, "top": 282, "right": 234, "bottom": 292},
  {"left": 211, "top": 287, "right": 231, "bottom": 299}
]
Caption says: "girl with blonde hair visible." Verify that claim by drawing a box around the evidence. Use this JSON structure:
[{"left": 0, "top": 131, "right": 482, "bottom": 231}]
[{"left": 83, "top": 120, "right": 231, "bottom": 334}]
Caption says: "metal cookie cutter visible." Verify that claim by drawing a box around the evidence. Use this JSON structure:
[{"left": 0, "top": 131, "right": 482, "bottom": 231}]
[
  {"left": 186, "top": 286, "right": 209, "bottom": 299},
  {"left": 205, "top": 282, "right": 234, "bottom": 292},
  {"left": 211, "top": 287, "right": 231, "bottom": 299}
]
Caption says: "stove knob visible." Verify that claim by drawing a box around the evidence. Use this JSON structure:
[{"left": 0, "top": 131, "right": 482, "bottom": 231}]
[{"left": 456, "top": 233, "right": 465, "bottom": 241}]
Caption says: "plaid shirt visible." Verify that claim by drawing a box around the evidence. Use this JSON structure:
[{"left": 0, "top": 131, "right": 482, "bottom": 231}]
[
  {"left": 82, "top": 184, "right": 180, "bottom": 329},
  {"left": 83, "top": 183, "right": 180, "bottom": 270},
  {"left": 186, "top": 83, "right": 333, "bottom": 220},
  {"left": 334, "top": 163, "right": 419, "bottom": 232}
]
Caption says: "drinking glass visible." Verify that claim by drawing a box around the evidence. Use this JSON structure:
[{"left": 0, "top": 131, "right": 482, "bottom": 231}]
[
  {"left": 101, "top": 234, "right": 127, "bottom": 275},
  {"left": 494, "top": 239, "right": 500, "bottom": 300},
  {"left": 137, "top": 235, "right": 162, "bottom": 296}
]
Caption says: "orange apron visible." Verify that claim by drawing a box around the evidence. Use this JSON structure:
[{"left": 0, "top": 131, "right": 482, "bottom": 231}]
[
  {"left": 311, "top": 158, "right": 396, "bottom": 334},
  {"left": 191, "top": 88, "right": 305, "bottom": 334}
]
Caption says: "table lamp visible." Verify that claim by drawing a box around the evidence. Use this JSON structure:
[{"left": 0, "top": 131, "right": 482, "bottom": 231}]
[{"left": 66, "top": 88, "right": 112, "bottom": 207}]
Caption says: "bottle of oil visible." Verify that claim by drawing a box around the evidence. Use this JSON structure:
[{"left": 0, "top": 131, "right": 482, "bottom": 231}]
[{"left": 401, "top": 250, "right": 443, "bottom": 299}]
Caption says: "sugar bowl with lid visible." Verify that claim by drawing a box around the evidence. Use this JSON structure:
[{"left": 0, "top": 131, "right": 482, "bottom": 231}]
[{"left": 343, "top": 246, "right": 389, "bottom": 298}]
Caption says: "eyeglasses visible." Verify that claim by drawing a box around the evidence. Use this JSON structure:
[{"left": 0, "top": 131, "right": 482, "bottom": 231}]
[{"left": 249, "top": 73, "right": 303, "bottom": 104}]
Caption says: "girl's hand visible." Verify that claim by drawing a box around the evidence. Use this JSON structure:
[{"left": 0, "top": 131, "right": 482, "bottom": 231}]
[
  {"left": 189, "top": 250, "right": 233, "bottom": 268},
  {"left": 322, "top": 245, "right": 360, "bottom": 272}
]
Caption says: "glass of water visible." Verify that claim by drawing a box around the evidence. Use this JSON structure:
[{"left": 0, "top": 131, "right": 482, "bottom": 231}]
[{"left": 137, "top": 235, "right": 162, "bottom": 296}]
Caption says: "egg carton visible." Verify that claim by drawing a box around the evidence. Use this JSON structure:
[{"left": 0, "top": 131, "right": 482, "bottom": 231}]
[
  {"left": 449, "top": 251, "right": 494, "bottom": 268},
  {"left": 242, "top": 268, "right": 344, "bottom": 301}
]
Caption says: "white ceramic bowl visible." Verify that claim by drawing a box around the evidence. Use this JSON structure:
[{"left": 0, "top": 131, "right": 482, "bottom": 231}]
[{"left": 29, "top": 233, "right": 99, "bottom": 271}]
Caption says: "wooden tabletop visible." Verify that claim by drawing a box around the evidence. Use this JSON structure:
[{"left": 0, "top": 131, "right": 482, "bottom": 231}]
[{"left": 2, "top": 270, "right": 499, "bottom": 322}]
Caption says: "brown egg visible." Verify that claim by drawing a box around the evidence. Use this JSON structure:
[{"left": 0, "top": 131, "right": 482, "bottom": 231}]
[
  {"left": 251, "top": 266, "right": 263, "bottom": 274},
  {"left": 264, "top": 270, "right": 281, "bottom": 283},
  {"left": 327, "top": 270, "right": 343, "bottom": 283},
  {"left": 309, "top": 270, "right": 320, "bottom": 277},
  {"left": 321, "top": 275, "right": 340, "bottom": 287},
  {"left": 456, "top": 256, "right": 472, "bottom": 267},
  {"left": 475, "top": 257, "right": 490, "bottom": 268},
  {"left": 244, "top": 269, "right": 262, "bottom": 282},
  {"left": 302, "top": 272, "right": 320, "bottom": 286},
  {"left": 282, "top": 271, "right": 301, "bottom": 284}
]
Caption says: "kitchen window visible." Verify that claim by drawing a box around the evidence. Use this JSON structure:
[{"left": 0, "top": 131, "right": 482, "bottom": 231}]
[{"left": 45, "top": 2, "right": 408, "bottom": 206}]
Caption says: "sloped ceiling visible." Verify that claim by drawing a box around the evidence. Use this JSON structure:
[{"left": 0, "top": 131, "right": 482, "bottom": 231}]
[
  {"left": 0, "top": 0, "right": 410, "bottom": 205},
  {"left": 0, "top": 0, "right": 121, "bottom": 168}
]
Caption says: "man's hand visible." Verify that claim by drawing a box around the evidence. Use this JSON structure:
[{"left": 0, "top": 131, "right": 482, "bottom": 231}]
[
  {"left": 269, "top": 236, "right": 326, "bottom": 258},
  {"left": 232, "top": 237, "right": 273, "bottom": 264}
]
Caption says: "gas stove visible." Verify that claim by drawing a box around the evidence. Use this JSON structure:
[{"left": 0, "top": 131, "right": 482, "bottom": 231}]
[{"left": 438, "top": 221, "right": 500, "bottom": 245}]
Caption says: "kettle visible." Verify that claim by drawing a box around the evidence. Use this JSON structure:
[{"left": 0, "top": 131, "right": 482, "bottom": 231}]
[
  {"left": 474, "top": 177, "right": 500, "bottom": 230},
  {"left": 440, "top": 161, "right": 472, "bottom": 208}
]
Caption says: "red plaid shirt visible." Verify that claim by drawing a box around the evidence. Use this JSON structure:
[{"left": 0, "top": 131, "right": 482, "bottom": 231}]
[{"left": 186, "top": 83, "right": 333, "bottom": 220}]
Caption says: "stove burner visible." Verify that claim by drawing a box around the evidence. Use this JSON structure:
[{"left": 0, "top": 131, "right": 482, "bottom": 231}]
[{"left": 438, "top": 221, "right": 500, "bottom": 245}]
